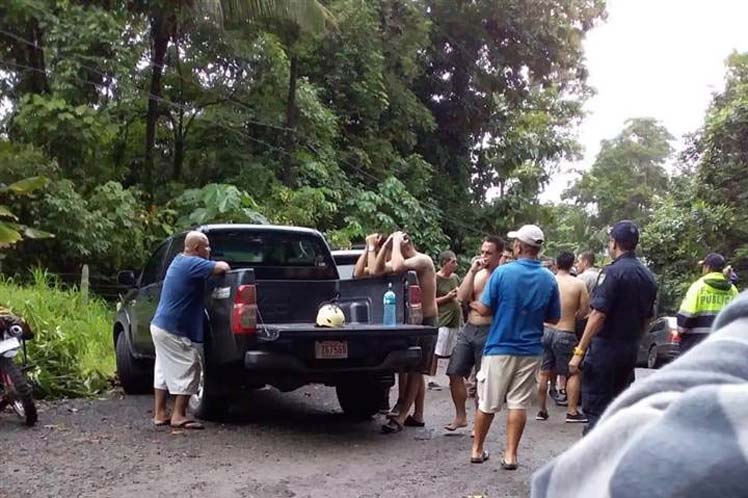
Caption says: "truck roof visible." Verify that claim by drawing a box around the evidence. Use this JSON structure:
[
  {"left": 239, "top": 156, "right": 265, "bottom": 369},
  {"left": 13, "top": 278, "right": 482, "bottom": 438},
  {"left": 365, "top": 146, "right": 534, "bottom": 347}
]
[{"left": 196, "top": 224, "right": 324, "bottom": 237}]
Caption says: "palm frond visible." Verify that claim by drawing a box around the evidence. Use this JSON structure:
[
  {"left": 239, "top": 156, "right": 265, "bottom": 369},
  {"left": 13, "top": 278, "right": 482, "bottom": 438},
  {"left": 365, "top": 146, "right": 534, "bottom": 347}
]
[{"left": 198, "top": 0, "right": 335, "bottom": 34}]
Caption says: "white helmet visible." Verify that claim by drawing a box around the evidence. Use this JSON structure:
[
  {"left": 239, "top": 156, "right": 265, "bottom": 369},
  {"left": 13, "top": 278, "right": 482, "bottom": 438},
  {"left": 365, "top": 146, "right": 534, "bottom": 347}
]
[{"left": 315, "top": 304, "right": 345, "bottom": 328}]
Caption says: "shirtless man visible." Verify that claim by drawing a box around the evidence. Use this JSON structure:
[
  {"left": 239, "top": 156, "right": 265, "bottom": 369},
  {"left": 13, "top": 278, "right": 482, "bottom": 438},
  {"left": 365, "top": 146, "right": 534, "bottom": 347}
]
[
  {"left": 372, "top": 231, "right": 438, "bottom": 433},
  {"left": 536, "top": 251, "right": 589, "bottom": 423},
  {"left": 444, "top": 236, "right": 505, "bottom": 432}
]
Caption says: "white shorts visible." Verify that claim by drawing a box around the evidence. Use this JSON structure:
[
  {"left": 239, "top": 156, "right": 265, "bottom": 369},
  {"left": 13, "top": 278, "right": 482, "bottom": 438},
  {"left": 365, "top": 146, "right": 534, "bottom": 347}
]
[
  {"left": 435, "top": 326, "right": 459, "bottom": 357},
  {"left": 477, "top": 355, "right": 540, "bottom": 413},
  {"left": 151, "top": 324, "right": 203, "bottom": 396}
]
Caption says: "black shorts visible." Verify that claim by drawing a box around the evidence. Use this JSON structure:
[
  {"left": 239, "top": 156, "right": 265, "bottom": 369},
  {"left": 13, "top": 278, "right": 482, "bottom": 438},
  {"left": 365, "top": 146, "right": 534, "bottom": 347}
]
[
  {"left": 541, "top": 328, "right": 577, "bottom": 376},
  {"left": 446, "top": 323, "right": 490, "bottom": 378}
]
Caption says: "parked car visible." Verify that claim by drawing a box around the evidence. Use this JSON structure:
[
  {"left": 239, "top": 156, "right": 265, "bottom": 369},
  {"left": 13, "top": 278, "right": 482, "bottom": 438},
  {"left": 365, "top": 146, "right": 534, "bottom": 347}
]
[
  {"left": 331, "top": 248, "right": 364, "bottom": 280},
  {"left": 637, "top": 316, "right": 680, "bottom": 369},
  {"left": 113, "top": 225, "right": 436, "bottom": 420}
]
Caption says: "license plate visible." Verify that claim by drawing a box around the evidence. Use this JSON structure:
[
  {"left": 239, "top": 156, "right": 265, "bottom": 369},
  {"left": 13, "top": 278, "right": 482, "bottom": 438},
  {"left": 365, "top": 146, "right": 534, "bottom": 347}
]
[
  {"left": 0, "top": 337, "right": 20, "bottom": 354},
  {"left": 315, "top": 341, "right": 348, "bottom": 359}
]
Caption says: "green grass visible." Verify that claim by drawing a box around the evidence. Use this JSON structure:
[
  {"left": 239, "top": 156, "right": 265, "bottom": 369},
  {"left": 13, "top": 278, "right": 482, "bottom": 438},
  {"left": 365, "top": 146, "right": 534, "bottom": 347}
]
[{"left": 0, "top": 269, "right": 115, "bottom": 398}]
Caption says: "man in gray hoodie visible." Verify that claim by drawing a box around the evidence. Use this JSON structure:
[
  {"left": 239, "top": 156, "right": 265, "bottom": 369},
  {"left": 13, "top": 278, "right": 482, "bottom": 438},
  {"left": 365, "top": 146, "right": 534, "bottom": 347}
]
[{"left": 532, "top": 291, "right": 748, "bottom": 498}]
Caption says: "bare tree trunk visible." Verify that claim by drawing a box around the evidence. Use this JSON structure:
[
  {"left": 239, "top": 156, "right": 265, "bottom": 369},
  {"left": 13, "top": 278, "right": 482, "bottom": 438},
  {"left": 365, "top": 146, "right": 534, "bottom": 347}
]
[
  {"left": 14, "top": 18, "right": 49, "bottom": 95},
  {"left": 143, "top": 9, "right": 170, "bottom": 193},
  {"left": 281, "top": 53, "right": 299, "bottom": 186}
]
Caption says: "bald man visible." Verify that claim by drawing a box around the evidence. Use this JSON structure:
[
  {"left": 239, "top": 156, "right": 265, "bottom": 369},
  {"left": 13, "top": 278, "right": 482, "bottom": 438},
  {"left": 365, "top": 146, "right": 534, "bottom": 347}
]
[{"left": 150, "top": 231, "right": 230, "bottom": 429}]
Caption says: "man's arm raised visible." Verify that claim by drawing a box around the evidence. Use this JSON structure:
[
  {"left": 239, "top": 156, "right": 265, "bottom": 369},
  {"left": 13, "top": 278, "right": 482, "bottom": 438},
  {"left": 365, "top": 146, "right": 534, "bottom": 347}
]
[
  {"left": 457, "top": 257, "right": 483, "bottom": 303},
  {"left": 371, "top": 234, "right": 394, "bottom": 276}
]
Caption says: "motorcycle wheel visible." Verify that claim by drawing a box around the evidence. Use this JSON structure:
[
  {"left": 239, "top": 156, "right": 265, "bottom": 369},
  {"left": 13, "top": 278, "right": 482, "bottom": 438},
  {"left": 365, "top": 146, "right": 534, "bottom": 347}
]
[{"left": 0, "top": 357, "right": 37, "bottom": 427}]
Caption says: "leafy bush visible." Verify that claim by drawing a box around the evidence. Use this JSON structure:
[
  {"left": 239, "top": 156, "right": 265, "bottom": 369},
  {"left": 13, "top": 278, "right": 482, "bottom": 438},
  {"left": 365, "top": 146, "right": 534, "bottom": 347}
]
[
  {"left": 169, "top": 183, "right": 269, "bottom": 229},
  {"left": 0, "top": 269, "right": 114, "bottom": 398}
]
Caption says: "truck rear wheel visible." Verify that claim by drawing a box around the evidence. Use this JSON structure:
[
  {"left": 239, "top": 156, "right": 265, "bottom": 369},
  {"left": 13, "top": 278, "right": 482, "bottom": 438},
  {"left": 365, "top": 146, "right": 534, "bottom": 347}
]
[
  {"left": 336, "top": 378, "right": 387, "bottom": 420},
  {"left": 115, "top": 331, "right": 153, "bottom": 395},
  {"left": 189, "top": 366, "right": 230, "bottom": 421}
]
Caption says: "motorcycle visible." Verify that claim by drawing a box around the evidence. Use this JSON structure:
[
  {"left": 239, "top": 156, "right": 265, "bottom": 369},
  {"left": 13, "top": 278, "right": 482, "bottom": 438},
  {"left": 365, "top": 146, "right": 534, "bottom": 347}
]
[{"left": 0, "top": 313, "right": 37, "bottom": 426}]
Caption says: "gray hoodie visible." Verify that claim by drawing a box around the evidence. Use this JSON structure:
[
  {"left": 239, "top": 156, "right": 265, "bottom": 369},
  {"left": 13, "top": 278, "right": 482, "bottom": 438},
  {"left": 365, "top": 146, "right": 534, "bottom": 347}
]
[{"left": 531, "top": 292, "right": 748, "bottom": 498}]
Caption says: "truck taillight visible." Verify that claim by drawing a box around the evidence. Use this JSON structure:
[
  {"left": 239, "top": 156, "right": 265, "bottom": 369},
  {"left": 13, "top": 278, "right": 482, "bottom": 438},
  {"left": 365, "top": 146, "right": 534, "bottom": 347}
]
[
  {"left": 231, "top": 284, "right": 257, "bottom": 335},
  {"left": 408, "top": 284, "right": 423, "bottom": 325},
  {"left": 670, "top": 328, "right": 681, "bottom": 344}
]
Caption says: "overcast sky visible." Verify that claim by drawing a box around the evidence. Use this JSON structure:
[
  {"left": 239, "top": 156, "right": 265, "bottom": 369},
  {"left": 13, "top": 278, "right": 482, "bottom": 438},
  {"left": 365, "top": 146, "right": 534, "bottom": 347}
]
[{"left": 540, "top": 0, "right": 748, "bottom": 202}]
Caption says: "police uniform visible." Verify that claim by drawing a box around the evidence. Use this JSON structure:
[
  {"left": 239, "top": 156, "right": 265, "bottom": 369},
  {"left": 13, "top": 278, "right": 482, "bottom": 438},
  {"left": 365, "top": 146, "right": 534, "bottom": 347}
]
[{"left": 582, "top": 250, "right": 657, "bottom": 430}]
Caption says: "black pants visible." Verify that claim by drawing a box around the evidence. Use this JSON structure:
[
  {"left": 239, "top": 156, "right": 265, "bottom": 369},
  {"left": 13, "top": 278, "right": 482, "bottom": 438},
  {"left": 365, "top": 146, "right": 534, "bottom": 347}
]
[
  {"left": 582, "top": 338, "right": 638, "bottom": 431},
  {"left": 679, "top": 333, "right": 707, "bottom": 355}
]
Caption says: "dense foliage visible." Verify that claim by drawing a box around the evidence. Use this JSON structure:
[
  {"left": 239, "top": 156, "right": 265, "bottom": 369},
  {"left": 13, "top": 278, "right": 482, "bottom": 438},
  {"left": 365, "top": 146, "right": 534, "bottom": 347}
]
[
  {"left": 0, "top": 0, "right": 605, "bottom": 277},
  {"left": 1, "top": 1, "right": 745, "bottom": 317}
]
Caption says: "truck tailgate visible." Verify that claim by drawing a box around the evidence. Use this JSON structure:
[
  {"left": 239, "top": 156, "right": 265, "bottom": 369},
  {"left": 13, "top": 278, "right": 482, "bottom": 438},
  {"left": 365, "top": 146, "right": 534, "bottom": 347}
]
[{"left": 247, "top": 323, "right": 437, "bottom": 373}]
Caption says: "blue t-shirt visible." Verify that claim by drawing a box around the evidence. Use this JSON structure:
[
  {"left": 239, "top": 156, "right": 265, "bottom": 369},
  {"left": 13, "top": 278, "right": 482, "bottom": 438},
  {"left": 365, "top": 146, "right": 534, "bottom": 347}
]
[
  {"left": 151, "top": 254, "right": 216, "bottom": 343},
  {"left": 480, "top": 258, "right": 561, "bottom": 356}
]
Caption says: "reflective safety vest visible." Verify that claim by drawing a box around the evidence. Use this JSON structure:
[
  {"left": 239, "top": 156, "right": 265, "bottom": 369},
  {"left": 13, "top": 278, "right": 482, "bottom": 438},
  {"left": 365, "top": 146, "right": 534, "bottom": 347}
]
[{"left": 676, "top": 272, "right": 738, "bottom": 334}]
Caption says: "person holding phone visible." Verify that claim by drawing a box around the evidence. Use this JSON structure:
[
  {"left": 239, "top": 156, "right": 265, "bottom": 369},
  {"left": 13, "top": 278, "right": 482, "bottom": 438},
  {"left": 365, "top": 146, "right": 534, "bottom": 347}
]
[{"left": 444, "top": 236, "right": 505, "bottom": 432}]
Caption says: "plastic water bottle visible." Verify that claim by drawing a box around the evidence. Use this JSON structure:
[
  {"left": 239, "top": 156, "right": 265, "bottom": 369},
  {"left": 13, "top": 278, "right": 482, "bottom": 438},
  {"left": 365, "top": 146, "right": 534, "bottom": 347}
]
[{"left": 383, "top": 283, "right": 397, "bottom": 327}]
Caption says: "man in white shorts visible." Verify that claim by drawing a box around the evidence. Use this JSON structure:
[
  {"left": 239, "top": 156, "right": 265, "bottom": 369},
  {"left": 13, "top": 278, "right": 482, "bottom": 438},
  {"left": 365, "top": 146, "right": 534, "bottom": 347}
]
[
  {"left": 150, "top": 231, "right": 230, "bottom": 429},
  {"left": 429, "top": 250, "right": 461, "bottom": 388},
  {"left": 469, "top": 225, "right": 560, "bottom": 470}
]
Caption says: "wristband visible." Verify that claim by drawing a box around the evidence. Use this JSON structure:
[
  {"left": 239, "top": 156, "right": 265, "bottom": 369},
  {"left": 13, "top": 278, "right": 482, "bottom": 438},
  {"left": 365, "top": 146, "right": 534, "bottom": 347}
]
[
  {"left": 573, "top": 347, "right": 586, "bottom": 357},
  {"left": 368, "top": 245, "right": 376, "bottom": 252}
]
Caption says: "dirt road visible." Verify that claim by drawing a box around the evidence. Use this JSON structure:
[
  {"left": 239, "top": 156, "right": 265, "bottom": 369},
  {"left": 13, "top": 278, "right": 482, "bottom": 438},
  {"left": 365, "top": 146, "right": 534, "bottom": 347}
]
[{"left": 1, "top": 369, "right": 586, "bottom": 498}]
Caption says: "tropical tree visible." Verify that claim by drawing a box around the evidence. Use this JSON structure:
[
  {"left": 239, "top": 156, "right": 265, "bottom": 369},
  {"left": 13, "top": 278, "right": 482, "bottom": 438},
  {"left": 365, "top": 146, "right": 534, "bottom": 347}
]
[{"left": 564, "top": 118, "right": 673, "bottom": 230}]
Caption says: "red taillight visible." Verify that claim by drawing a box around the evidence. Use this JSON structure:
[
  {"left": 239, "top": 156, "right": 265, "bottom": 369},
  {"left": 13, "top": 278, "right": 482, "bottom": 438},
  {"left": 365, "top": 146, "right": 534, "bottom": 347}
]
[
  {"left": 231, "top": 284, "right": 257, "bottom": 335},
  {"left": 670, "top": 329, "right": 681, "bottom": 344},
  {"left": 408, "top": 285, "right": 423, "bottom": 325}
]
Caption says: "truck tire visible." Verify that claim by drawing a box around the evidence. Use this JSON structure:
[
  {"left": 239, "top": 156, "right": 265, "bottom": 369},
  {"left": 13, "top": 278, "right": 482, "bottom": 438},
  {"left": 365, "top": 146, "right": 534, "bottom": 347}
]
[
  {"left": 336, "top": 378, "right": 386, "bottom": 420},
  {"left": 115, "top": 331, "right": 153, "bottom": 394},
  {"left": 189, "top": 367, "right": 230, "bottom": 421}
]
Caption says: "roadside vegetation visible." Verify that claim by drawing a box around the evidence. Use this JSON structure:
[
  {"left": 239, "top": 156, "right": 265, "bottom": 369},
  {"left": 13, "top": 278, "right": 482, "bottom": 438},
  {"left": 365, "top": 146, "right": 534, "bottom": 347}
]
[{"left": 0, "top": 270, "right": 114, "bottom": 398}]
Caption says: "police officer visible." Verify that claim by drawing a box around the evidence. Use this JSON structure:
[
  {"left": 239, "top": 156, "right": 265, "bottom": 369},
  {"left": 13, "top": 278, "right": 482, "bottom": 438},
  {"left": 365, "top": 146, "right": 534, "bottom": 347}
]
[
  {"left": 568, "top": 220, "right": 657, "bottom": 433},
  {"left": 676, "top": 253, "right": 738, "bottom": 353}
]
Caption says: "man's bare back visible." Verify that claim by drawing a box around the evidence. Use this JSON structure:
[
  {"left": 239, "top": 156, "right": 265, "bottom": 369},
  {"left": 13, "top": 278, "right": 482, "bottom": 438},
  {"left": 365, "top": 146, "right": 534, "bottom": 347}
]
[
  {"left": 554, "top": 272, "right": 589, "bottom": 332},
  {"left": 413, "top": 254, "right": 438, "bottom": 319}
]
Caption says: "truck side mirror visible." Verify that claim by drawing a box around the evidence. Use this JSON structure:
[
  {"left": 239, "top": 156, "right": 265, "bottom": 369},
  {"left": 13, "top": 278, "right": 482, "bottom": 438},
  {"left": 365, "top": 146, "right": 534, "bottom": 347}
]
[{"left": 118, "top": 271, "right": 137, "bottom": 287}]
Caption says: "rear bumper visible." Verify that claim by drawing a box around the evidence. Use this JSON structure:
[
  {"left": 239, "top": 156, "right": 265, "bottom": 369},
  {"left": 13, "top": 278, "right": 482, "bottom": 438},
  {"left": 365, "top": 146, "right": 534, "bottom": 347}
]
[
  {"left": 659, "top": 343, "right": 680, "bottom": 361},
  {"left": 244, "top": 346, "right": 423, "bottom": 373}
]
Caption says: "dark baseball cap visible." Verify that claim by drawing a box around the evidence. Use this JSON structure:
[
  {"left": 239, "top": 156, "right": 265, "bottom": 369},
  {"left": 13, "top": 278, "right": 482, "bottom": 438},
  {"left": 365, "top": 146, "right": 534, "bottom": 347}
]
[
  {"left": 609, "top": 220, "right": 640, "bottom": 247},
  {"left": 701, "top": 253, "right": 726, "bottom": 271}
]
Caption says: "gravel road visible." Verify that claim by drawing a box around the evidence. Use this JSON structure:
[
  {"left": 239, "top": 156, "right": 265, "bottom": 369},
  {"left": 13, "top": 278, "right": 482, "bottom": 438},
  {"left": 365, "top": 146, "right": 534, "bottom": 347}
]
[{"left": 0, "top": 367, "right": 614, "bottom": 498}]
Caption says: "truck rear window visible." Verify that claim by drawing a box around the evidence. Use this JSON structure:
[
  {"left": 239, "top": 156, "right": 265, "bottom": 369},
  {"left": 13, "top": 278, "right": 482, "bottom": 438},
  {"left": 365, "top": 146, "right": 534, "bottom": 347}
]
[{"left": 208, "top": 230, "right": 338, "bottom": 280}]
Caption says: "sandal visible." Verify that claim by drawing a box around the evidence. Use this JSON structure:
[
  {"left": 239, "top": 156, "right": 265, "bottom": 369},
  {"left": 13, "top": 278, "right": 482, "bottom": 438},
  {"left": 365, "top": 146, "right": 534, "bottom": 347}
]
[
  {"left": 153, "top": 419, "right": 170, "bottom": 427},
  {"left": 170, "top": 419, "right": 205, "bottom": 430},
  {"left": 403, "top": 415, "right": 425, "bottom": 427},
  {"left": 470, "top": 451, "right": 490, "bottom": 464},
  {"left": 381, "top": 418, "right": 403, "bottom": 434},
  {"left": 500, "top": 457, "right": 518, "bottom": 470}
]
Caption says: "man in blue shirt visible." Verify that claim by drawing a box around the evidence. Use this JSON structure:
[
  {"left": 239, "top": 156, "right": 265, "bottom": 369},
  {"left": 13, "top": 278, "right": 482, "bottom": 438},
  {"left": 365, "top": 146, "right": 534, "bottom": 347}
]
[
  {"left": 469, "top": 224, "right": 560, "bottom": 470},
  {"left": 151, "top": 231, "right": 230, "bottom": 429}
]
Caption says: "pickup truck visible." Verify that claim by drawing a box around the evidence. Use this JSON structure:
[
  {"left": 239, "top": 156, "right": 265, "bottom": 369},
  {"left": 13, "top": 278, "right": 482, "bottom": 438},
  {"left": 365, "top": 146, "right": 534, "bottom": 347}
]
[{"left": 114, "top": 224, "right": 437, "bottom": 420}]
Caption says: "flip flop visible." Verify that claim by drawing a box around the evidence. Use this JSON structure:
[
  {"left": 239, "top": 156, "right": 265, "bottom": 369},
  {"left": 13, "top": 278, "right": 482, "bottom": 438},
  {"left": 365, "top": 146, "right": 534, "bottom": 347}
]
[
  {"left": 170, "top": 419, "right": 205, "bottom": 430},
  {"left": 500, "top": 458, "right": 518, "bottom": 470},
  {"left": 381, "top": 418, "right": 403, "bottom": 434},
  {"left": 403, "top": 415, "right": 425, "bottom": 427},
  {"left": 153, "top": 419, "right": 170, "bottom": 427},
  {"left": 470, "top": 451, "right": 490, "bottom": 464},
  {"left": 444, "top": 422, "right": 468, "bottom": 432}
]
